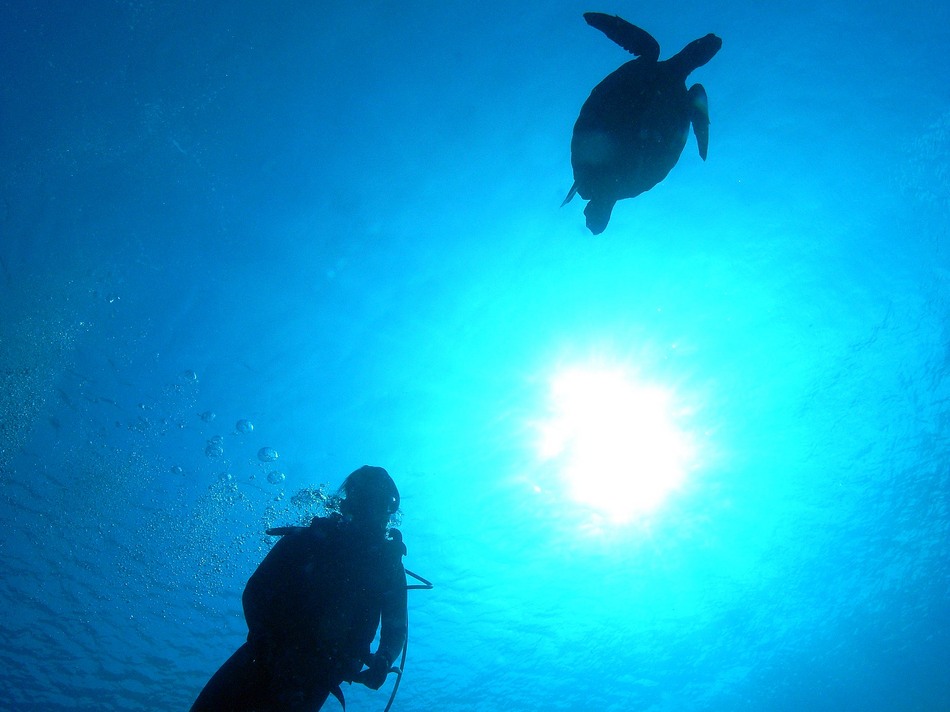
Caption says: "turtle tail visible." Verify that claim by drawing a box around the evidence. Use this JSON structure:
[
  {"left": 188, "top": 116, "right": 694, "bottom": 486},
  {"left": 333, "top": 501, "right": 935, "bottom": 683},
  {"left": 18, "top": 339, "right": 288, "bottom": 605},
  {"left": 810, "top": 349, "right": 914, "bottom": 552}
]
[{"left": 561, "top": 183, "right": 578, "bottom": 206}]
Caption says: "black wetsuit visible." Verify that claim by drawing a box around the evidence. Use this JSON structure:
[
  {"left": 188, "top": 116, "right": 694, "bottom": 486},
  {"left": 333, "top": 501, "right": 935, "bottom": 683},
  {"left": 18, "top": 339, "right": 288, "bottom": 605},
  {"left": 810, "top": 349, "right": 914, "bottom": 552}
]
[{"left": 191, "top": 514, "right": 408, "bottom": 712}]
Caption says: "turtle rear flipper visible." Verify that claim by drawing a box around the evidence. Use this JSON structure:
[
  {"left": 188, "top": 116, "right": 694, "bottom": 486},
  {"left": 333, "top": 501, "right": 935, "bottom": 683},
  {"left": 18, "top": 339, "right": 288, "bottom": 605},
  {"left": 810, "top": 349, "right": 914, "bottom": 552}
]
[
  {"left": 583, "top": 13, "right": 660, "bottom": 61},
  {"left": 688, "top": 84, "right": 710, "bottom": 160},
  {"left": 584, "top": 198, "right": 616, "bottom": 235}
]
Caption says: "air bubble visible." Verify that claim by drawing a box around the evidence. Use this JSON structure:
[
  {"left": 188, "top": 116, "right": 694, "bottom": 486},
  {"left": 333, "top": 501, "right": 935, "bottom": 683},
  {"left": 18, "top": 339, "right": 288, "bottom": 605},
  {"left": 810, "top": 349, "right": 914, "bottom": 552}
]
[
  {"left": 257, "top": 447, "right": 278, "bottom": 463},
  {"left": 236, "top": 419, "right": 254, "bottom": 434}
]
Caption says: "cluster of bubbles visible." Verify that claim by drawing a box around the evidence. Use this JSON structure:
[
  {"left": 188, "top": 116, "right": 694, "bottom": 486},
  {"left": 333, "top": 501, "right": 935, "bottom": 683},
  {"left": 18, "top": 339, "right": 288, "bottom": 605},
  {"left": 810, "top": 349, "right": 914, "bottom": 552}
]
[
  {"left": 1, "top": 308, "right": 319, "bottom": 621},
  {"left": 289, "top": 485, "right": 335, "bottom": 512},
  {"left": 204, "top": 435, "right": 224, "bottom": 458},
  {"left": 139, "top": 464, "right": 260, "bottom": 600},
  {"left": 154, "top": 377, "right": 368, "bottom": 594},
  {"left": 190, "top": 406, "right": 286, "bottom": 495},
  {"left": 257, "top": 483, "right": 339, "bottom": 531},
  {"left": 0, "top": 304, "right": 82, "bottom": 476}
]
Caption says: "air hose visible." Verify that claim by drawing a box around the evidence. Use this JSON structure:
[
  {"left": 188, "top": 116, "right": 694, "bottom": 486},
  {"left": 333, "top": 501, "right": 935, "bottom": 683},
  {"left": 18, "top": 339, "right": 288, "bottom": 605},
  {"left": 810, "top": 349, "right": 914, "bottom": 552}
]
[{"left": 381, "top": 568, "right": 433, "bottom": 712}]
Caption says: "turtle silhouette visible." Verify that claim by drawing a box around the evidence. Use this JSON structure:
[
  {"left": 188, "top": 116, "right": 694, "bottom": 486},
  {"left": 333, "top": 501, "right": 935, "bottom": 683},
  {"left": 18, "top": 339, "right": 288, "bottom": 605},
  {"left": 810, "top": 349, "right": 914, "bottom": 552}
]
[{"left": 563, "top": 13, "right": 722, "bottom": 234}]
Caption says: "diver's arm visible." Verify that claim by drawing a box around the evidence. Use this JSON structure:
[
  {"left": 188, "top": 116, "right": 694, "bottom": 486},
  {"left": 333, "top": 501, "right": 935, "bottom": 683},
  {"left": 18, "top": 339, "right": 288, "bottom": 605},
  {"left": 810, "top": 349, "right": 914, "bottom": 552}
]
[
  {"left": 375, "top": 560, "right": 408, "bottom": 667},
  {"left": 358, "top": 559, "right": 407, "bottom": 690}
]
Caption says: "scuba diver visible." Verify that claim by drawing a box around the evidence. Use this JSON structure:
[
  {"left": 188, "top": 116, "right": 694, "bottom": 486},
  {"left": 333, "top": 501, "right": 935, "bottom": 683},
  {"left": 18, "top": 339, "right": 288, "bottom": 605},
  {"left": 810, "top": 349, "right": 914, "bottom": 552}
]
[{"left": 191, "top": 465, "right": 409, "bottom": 712}]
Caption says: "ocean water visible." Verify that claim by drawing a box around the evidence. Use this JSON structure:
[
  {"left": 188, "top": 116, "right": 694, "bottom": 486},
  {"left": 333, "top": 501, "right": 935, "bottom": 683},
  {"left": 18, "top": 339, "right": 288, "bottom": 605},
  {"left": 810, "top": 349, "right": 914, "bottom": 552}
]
[{"left": 1, "top": 1, "right": 949, "bottom": 710}]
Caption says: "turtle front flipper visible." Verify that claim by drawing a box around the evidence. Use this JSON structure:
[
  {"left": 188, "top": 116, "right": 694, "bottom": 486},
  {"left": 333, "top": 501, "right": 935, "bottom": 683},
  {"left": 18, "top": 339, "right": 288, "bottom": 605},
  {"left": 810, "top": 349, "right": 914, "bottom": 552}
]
[
  {"left": 583, "top": 13, "right": 660, "bottom": 61},
  {"left": 584, "top": 198, "right": 616, "bottom": 235},
  {"left": 688, "top": 84, "right": 710, "bottom": 160}
]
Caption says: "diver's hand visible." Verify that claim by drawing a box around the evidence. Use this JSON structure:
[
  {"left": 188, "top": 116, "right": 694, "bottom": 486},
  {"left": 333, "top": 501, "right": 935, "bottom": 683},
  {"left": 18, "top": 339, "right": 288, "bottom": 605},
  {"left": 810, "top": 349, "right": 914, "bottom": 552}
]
[{"left": 358, "top": 653, "right": 391, "bottom": 690}]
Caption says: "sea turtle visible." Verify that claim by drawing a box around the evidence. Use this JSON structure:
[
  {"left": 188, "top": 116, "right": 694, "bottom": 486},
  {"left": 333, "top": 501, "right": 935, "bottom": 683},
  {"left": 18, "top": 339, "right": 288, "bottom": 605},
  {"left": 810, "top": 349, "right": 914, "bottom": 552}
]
[{"left": 563, "top": 13, "right": 722, "bottom": 234}]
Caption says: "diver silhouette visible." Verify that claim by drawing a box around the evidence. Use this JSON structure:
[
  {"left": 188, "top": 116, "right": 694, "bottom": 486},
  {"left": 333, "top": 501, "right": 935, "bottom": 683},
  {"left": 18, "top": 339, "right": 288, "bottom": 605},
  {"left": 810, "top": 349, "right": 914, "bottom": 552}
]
[{"left": 190, "top": 466, "right": 408, "bottom": 712}]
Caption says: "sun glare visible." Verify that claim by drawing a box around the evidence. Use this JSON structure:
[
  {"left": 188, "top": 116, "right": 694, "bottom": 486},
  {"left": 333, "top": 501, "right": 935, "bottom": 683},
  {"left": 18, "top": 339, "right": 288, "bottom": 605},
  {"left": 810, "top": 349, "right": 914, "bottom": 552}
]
[{"left": 535, "top": 365, "right": 695, "bottom": 523}]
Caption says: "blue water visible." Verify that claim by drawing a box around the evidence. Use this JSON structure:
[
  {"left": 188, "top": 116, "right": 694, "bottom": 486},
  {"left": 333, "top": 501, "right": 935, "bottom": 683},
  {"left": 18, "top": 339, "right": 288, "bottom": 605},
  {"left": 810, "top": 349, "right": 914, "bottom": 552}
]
[{"left": 2, "top": 1, "right": 949, "bottom": 710}]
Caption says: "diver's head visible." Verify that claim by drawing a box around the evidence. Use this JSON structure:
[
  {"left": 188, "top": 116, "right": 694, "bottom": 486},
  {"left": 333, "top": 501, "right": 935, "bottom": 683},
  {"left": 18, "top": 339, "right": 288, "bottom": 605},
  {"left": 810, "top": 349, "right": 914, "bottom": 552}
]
[{"left": 338, "top": 465, "right": 400, "bottom": 529}]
